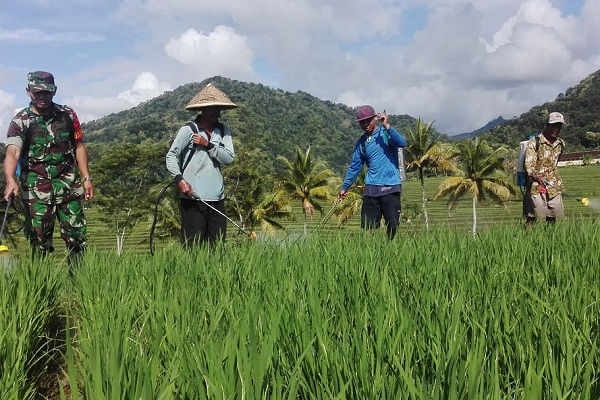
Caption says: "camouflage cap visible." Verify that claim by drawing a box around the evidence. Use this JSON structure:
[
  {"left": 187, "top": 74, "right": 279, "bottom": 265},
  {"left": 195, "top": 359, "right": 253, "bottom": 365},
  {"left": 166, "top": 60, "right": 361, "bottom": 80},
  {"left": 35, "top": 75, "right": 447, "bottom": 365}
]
[{"left": 27, "top": 71, "right": 56, "bottom": 93}]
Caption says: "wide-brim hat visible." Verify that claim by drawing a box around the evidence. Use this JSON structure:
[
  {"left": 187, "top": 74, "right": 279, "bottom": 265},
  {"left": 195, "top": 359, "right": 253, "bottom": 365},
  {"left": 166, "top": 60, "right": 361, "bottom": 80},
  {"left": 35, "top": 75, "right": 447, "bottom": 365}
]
[{"left": 185, "top": 83, "right": 238, "bottom": 110}]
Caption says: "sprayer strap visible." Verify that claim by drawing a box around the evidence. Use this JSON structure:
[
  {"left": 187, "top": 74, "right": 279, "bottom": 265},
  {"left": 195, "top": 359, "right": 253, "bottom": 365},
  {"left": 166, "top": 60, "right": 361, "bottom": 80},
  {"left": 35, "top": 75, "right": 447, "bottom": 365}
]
[
  {"left": 180, "top": 121, "right": 225, "bottom": 173},
  {"left": 180, "top": 122, "right": 198, "bottom": 173}
]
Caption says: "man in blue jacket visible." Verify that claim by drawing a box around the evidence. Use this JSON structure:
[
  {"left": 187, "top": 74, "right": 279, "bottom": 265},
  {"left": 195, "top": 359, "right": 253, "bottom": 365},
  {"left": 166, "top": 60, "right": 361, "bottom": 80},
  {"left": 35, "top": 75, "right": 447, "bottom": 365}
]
[{"left": 337, "top": 105, "right": 407, "bottom": 239}]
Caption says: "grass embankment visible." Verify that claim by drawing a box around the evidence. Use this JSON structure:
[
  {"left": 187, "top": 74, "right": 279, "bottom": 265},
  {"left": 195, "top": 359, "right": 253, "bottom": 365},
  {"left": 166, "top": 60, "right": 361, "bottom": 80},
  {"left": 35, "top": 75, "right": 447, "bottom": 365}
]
[{"left": 1, "top": 221, "right": 599, "bottom": 399}]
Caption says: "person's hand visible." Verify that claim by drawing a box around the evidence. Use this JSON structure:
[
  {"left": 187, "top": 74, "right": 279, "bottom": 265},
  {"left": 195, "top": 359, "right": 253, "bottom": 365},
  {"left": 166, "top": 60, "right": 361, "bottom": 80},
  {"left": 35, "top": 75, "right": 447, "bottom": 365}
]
[
  {"left": 536, "top": 177, "right": 546, "bottom": 186},
  {"left": 337, "top": 190, "right": 347, "bottom": 202},
  {"left": 3, "top": 180, "right": 19, "bottom": 200},
  {"left": 378, "top": 112, "right": 390, "bottom": 129},
  {"left": 192, "top": 133, "right": 210, "bottom": 148},
  {"left": 83, "top": 180, "right": 94, "bottom": 200},
  {"left": 177, "top": 179, "right": 195, "bottom": 197}
]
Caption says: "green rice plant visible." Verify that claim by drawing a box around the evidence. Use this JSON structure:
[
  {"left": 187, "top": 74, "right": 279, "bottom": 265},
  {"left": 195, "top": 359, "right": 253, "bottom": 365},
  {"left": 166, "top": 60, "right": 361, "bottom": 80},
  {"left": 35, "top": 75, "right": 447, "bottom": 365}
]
[
  {"left": 0, "top": 256, "right": 63, "bottom": 400},
  {"left": 57, "top": 221, "right": 600, "bottom": 399}
]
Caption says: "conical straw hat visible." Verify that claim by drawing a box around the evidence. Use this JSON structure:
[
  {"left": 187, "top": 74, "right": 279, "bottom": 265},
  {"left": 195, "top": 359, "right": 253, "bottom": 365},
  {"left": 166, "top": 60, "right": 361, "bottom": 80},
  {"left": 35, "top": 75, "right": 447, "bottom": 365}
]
[{"left": 185, "top": 83, "right": 238, "bottom": 110}]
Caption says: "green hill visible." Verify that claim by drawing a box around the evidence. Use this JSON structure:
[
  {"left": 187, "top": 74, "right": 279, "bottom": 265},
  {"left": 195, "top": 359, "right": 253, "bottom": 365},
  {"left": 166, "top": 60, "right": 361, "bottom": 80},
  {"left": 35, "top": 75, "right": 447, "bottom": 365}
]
[
  {"left": 81, "top": 70, "right": 600, "bottom": 173},
  {"left": 82, "top": 76, "right": 421, "bottom": 174}
]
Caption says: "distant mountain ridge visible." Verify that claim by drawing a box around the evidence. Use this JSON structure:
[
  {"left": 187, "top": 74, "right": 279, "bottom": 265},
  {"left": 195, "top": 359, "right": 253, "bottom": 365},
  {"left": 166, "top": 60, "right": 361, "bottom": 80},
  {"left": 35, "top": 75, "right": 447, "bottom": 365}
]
[
  {"left": 452, "top": 116, "right": 507, "bottom": 140},
  {"left": 81, "top": 69, "right": 600, "bottom": 172},
  {"left": 479, "top": 69, "right": 600, "bottom": 150}
]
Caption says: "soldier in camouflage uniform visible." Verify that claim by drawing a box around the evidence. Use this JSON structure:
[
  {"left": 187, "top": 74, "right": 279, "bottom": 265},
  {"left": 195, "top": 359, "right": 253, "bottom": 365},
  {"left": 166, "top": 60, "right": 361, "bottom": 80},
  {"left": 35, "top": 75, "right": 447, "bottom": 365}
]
[
  {"left": 523, "top": 112, "right": 566, "bottom": 228},
  {"left": 3, "top": 71, "right": 94, "bottom": 262}
]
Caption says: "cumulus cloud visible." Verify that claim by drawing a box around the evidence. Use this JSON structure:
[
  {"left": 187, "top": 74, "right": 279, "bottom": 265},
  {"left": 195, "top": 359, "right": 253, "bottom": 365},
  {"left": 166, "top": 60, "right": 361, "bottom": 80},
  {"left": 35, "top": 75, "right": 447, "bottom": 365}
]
[
  {"left": 336, "top": 0, "right": 599, "bottom": 133},
  {"left": 484, "top": 0, "right": 578, "bottom": 52},
  {"left": 117, "top": 72, "right": 172, "bottom": 105},
  {"left": 62, "top": 72, "right": 172, "bottom": 123},
  {"left": 164, "top": 26, "right": 256, "bottom": 81},
  {"left": 1, "top": 0, "right": 598, "bottom": 136},
  {"left": 62, "top": 96, "right": 133, "bottom": 123}
]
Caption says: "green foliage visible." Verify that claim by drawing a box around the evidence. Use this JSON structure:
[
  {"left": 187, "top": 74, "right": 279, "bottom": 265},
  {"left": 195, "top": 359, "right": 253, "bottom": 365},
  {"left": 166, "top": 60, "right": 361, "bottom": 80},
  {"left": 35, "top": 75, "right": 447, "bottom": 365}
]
[
  {"left": 91, "top": 142, "right": 170, "bottom": 253},
  {"left": 404, "top": 119, "right": 459, "bottom": 229},
  {"left": 272, "top": 146, "right": 339, "bottom": 235},
  {"left": 223, "top": 137, "right": 269, "bottom": 230},
  {"left": 434, "top": 138, "right": 515, "bottom": 234},
  {"left": 6, "top": 224, "right": 599, "bottom": 398},
  {"left": 0, "top": 260, "right": 63, "bottom": 400}
]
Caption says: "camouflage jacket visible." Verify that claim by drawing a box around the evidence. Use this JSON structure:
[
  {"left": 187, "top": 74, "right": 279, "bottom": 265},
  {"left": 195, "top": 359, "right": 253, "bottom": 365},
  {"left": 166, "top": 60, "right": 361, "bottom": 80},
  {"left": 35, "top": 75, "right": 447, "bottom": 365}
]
[
  {"left": 524, "top": 133, "right": 565, "bottom": 198},
  {"left": 5, "top": 103, "right": 85, "bottom": 203}
]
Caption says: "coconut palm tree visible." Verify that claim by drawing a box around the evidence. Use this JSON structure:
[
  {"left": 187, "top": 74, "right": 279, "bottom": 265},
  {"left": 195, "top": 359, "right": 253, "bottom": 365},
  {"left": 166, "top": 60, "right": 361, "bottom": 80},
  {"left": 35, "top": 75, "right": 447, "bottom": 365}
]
[
  {"left": 433, "top": 137, "right": 515, "bottom": 236},
  {"left": 250, "top": 191, "right": 292, "bottom": 232},
  {"left": 272, "top": 146, "right": 337, "bottom": 236},
  {"left": 404, "top": 118, "right": 459, "bottom": 230}
]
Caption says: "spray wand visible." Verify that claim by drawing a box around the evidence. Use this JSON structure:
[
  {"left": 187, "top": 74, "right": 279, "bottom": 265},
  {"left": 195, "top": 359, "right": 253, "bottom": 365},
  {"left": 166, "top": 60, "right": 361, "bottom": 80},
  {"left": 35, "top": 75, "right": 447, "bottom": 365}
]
[
  {"left": 190, "top": 193, "right": 257, "bottom": 239},
  {"left": 0, "top": 195, "right": 13, "bottom": 254},
  {"left": 542, "top": 180, "right": 589, "bottom": 206}
]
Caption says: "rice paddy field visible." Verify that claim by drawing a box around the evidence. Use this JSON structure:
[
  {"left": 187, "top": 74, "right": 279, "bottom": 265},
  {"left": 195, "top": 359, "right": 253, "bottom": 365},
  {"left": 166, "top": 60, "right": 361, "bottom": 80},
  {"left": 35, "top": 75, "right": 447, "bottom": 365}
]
[
  {"left": 1, "top": 165, "right": 599, "bottom": 399},
  {"left": 85, "top": 164, "right": 600, "bottom": 251}
]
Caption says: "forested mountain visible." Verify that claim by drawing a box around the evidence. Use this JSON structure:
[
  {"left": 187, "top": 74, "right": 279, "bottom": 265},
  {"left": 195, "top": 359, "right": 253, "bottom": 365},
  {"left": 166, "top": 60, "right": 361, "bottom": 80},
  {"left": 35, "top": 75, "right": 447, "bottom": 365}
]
[
  {"left": 83, "top": 76, "right": 421, "bottom": 174},
  {"left": 479, "top": 69, "right": 600, "bottom": 150}
]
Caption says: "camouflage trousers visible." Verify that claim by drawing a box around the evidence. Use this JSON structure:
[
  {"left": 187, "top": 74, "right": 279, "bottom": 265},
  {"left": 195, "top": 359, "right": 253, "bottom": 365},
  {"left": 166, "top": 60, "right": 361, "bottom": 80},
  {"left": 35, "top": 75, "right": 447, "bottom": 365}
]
[{"left": 22, "top": 196, "right": 88, "bottom": 254}]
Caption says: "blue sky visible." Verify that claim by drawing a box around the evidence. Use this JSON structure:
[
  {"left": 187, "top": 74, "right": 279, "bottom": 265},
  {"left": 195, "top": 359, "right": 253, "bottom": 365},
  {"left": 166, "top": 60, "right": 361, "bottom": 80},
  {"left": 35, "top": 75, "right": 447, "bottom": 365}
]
[{"left": 0, "top": 0, "right": 597, "bottom": 140}]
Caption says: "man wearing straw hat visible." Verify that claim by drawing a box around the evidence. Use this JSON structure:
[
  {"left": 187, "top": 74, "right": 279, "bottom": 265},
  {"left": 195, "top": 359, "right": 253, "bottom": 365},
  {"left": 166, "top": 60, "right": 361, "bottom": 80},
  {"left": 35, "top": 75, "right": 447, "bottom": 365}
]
[{"left": 166, "top": 83, "right": 236, "bottom": 248}]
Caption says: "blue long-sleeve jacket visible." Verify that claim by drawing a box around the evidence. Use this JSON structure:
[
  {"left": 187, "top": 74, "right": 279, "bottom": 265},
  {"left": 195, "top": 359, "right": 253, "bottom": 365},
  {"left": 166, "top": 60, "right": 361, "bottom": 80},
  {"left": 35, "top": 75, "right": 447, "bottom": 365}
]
[{"left": 341, "top": 125, "right": 407, "bottom": 191}]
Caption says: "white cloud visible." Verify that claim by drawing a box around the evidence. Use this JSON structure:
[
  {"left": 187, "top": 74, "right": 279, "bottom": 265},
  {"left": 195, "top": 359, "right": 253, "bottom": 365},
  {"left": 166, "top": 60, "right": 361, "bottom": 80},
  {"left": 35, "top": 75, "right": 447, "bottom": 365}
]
[
  {"left": 117, "top": 72, "right": 172, "bottom": 105},
  {"left": 62, "top": 96, "right": 132, "bottom": 123},
  {"left": 0, "top": 28, "right": 103, "bottom": 43},
  {"left": 164, "top": 26, "right": 256, "bottom": 82},
  {"left": 62, "top": 72, "right": 172, "bottom": 123},
  {"left": 1, "top": 0, "right": 597, "bottom": 137},
  {"left": 334, "top": 0, "right": 599, "bottom": 134}
]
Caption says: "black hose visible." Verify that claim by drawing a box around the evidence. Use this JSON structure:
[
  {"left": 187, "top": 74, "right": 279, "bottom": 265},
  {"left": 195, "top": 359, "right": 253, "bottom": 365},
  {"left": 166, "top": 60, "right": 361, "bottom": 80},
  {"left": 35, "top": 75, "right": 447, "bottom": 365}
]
[
  {"left": 0, "top": 195, "right": 13, "bottom": 245},
  {"left": 149, "top": 181, "right": 177, "bottom": 256}
]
